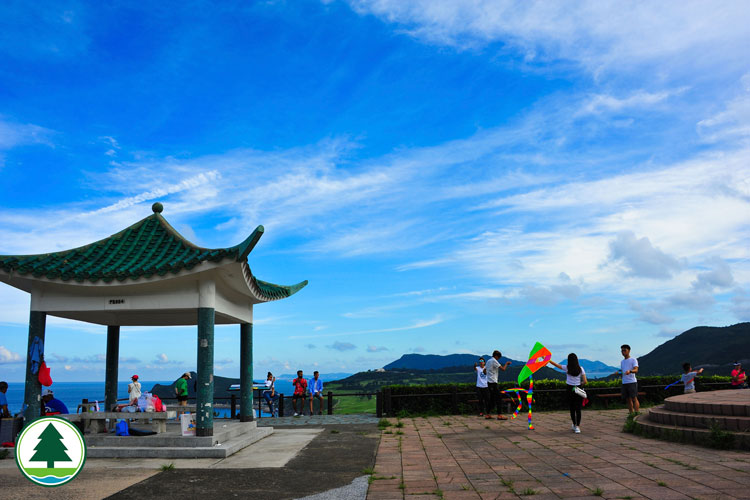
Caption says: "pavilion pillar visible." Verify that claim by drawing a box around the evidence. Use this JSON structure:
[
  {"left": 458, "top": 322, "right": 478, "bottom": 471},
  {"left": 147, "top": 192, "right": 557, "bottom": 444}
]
[
  {"left": 23, "top": 310, "right": 46, "bottom": 424},
  {"left": 240, "top": 322, "right": 254, "bottom": 422},
  {"left": 105, "top": 325, "right": 120, "bottom": 412},
  {"left": 196, "top": 307, "right": 215, "bottom": 436}
]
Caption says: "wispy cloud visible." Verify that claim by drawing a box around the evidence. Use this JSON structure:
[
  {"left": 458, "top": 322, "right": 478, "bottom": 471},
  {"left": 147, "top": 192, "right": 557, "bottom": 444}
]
[
  {"left": 343, "top": 1, "right": 750, "bottom": 75},
  {"left": 0, "top": 116, "right": 55, "bottom": 166},
  {"left": 578, "top": 90, "right": 683, "bottom": 116},
  {"left": 289, "top": 315, "right": 445, "bottom": 339}
]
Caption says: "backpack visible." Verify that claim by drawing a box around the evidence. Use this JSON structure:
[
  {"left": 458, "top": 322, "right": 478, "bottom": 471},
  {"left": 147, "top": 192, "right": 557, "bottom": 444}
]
[{"left": 115, "top": 420, "right": 129, "bottom": 436}]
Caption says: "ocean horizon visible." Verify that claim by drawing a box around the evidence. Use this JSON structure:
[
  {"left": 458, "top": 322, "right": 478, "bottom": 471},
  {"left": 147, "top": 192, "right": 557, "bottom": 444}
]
[{"left": 2, "top": 379, "right": 299, "bottom": 415}]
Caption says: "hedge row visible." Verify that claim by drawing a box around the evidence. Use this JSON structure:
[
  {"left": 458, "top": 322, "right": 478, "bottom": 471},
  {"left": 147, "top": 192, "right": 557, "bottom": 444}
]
[{"left": 381, "top": 375, "right": 733, "bottom": 416}]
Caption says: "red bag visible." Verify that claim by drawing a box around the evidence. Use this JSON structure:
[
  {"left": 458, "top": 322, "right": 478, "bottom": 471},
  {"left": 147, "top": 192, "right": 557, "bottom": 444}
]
[
  {"left": 152, "top": 395, "right": 164, "bottom": 412},
  {"left": 38, "top": 361, "right": 53, "bottom": 386}
]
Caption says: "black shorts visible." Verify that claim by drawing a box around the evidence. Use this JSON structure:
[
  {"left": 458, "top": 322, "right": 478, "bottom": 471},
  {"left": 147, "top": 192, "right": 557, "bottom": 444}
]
[
  {"left": 292, "top": 393, "right": 305, "bottom": 400},
  {"left": 621, "top": 382, "right": 638, "bottom": 399},
  {"left": 177, "top": 395, "right": 188, "bottom": 402}
]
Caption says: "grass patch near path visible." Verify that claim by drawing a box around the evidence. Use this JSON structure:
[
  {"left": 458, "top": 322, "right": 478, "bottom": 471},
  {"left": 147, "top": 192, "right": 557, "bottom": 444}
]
[{"left": 331, "top": 394, "right": 376, "bottom": 414}]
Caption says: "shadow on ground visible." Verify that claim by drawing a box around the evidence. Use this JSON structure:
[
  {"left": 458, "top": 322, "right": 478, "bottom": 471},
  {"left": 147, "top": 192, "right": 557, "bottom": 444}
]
[{"left": 106, "top": 424, "right": 379, "bottom": 500}]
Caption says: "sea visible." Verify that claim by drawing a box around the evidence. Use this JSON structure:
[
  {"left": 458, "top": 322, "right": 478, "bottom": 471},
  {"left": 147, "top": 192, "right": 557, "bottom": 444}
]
[{"left": 3, "top": 380, "right": 295, "bottom": 417}]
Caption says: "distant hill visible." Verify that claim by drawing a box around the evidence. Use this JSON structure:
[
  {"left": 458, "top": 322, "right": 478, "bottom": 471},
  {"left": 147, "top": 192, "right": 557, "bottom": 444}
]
[
  {"left": 150, "top": 371, "right": 239, "bottom": 400},
  {"left": 553, "top": 359, "right": 619, "bottom": 377},
  {"left": 638, "top": 323, "right": 750, "bottom": 375},
  {"left": 327, "top": 362, "right": 564, "bottom": 392},
  {"left": 384, "top": 353, "right": 519, "bottom": 370}
]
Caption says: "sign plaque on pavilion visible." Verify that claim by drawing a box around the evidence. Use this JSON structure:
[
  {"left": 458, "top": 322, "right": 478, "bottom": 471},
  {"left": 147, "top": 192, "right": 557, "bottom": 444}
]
[{"left": 0, "top": 202, "right": 306, "bottom": 436}]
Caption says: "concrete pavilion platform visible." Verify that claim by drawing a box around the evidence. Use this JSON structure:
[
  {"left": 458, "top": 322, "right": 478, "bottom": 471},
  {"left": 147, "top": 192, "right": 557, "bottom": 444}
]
[
  {"left": 83, "top": 420, "right": 273, "bottom": 459},
  {"left": 638, "top": 389, "right": 750, "bottom": 449}
]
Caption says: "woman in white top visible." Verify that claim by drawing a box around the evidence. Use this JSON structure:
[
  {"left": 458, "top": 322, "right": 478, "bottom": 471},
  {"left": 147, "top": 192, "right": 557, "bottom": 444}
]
[
  {"left": 549, "top": 353, "right": 587, "bottom": 433},
  {"left": 473, "top": 358, "right": 490, "bottom": 416},
  {"left": 128, "top": 374, "right": 142, "bottom": 405}
]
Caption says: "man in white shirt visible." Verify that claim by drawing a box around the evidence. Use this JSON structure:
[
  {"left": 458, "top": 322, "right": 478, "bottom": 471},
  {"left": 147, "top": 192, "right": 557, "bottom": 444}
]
[
  {"left": 619, "top": 344, "right": 639, "bottom": 414},
  {"left": 485, "top": 350, "right": 512, "bottom": 420}
]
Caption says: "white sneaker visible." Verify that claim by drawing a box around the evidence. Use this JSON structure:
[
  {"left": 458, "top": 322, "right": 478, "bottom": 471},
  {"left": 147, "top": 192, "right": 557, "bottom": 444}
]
[
  {"left": 293, "top": 412, "right": 298, "bottom": 416},
  {"left": 574, "top": 426, "right": 581, "bottom": 434},
  {"left": 571, "top": 423, "right": 576, "bottom": 431}
]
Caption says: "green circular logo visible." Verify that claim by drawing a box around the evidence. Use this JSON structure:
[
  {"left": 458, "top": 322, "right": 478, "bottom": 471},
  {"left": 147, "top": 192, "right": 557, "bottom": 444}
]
[{"left": 15, "top": 417, "right": 87, "bottom": 487}]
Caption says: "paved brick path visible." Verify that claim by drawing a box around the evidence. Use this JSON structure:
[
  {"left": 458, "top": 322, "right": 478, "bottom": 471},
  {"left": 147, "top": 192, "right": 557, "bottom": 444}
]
[{"left": 368, "top": 410, "right": 750, "bottom": 500}]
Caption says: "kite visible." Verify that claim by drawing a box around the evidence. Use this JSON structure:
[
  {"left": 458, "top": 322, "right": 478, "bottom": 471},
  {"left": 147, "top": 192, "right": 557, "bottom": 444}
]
[{"left": 501, "top": 342, "right": 551, "bottom": 430}]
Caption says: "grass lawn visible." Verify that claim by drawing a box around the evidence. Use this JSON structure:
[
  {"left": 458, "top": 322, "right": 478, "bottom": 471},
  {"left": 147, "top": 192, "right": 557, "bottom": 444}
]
[{"left": 333, "top": 394, "right": 376, "bottom": 414}]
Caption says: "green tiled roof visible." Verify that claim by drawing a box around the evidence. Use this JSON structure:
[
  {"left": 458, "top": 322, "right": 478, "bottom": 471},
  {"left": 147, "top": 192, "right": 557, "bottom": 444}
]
[{"left": 0, "top": 205, "right": 306, "bottom": 300}]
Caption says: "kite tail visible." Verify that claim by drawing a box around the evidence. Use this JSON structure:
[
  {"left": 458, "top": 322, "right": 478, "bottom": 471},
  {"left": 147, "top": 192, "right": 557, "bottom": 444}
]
[
  {"left": 527, "top": 377, "right": 534, "bottom": 430},
  {"left": 502, "top": 389, "right": 524, "bottom": 420}
]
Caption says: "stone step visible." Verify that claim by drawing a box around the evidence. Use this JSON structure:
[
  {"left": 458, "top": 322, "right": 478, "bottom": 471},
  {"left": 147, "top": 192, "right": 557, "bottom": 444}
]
[
  {"left": 86, "top": 426, "right": 273, "bottom": 458},
  {"left": 85, "top": 421, "right": 257, "bottom": 448},
  {"left": 663, "top": 391, "right": 750, "bottom": 417},
  {"left": 635, "top": 414, "right": 750, "bottom": 450},
  {"left": 648, "top": 406, "right": 750, "bottom": 432}
]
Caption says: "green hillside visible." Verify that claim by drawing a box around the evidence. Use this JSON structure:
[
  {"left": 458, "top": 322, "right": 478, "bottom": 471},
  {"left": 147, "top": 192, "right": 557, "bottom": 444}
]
[{"left": 637, "top": 322, "right": 750, "bottom": 375}]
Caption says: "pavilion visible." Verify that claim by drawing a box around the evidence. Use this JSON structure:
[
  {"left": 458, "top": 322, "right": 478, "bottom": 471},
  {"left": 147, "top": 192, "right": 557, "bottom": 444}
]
[{"left": 0, "top": 202, "right": 306, "bottom": 436}]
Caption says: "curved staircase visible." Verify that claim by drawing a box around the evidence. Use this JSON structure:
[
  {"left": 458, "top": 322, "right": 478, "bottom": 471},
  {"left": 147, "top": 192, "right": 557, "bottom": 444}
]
[{"left": 636, "top": 389, "right": 750, "bottom": 449}]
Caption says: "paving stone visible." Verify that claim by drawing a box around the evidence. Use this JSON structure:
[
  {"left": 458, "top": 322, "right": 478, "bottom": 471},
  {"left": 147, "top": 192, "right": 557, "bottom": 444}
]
[{"left": 367, "top": 410, "right": 747, "bottom": 500}]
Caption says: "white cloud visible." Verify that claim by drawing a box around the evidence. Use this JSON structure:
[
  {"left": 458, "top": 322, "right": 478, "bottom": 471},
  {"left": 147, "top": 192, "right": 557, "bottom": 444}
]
[
  {"left": 0, "top": 345, "right": 22, "bottom": 363},
  {"left": 629, "top": 300, "right": 673, "bottom": 325},
  {"left": 692, "top": 258, "right": 735, "bottom": 290},
  {"left": 328, "top": 341, "right": 357, "bottom": 351},
  {"left": 367, "top": 345, "right": 389, "bottom": 352},
  {"left": 608, "top": 231, "right": 683, "bottom": 280},
  {"left": 342, "top": 1, "right": 750, "bottom": 75}
]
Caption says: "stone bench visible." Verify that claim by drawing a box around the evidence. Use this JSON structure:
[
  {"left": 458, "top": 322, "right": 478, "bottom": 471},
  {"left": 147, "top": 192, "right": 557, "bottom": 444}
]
[
  {"left": 75, "top": 411, "right": 176, "bottom": 433},
  {"left": 597, "top": 392, "right": 646, "bottom": 408}
]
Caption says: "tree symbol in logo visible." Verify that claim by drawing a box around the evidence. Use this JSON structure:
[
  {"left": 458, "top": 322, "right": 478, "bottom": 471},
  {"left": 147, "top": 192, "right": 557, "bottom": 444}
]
[{"left": 30, "top": 423, "right": 71, "bottom": 468}]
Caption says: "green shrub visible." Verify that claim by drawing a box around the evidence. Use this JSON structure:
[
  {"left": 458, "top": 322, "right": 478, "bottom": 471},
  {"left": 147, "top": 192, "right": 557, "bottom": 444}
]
[
  {"left": 707, "top": 420, "right": 735, "bottom": 449},
  {"left": 623, "top": 413, "right": 637, "bottom": 433},
  {"left": 381, "top": 376, "right": 732, "bottom": 416}
]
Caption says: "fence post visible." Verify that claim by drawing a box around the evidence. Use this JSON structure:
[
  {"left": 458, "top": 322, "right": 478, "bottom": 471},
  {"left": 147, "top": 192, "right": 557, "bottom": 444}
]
[
  {"left": 451, "top": 386, "right": 458, "bottom": 414},
  {"left": 279, "top": 393, "right": 284, "bottom": 417},
  {"left": 231, "top": 394, "right": 236, "bottom": 419},
  {"left": 383, "top": 387, "right": 392, "bottom": 417},
  {"left": 376, "top": 391, "right": 382, "bottom": 418},
  {"left": 327, "top": 391, "right": 333, "bottom": 415}
]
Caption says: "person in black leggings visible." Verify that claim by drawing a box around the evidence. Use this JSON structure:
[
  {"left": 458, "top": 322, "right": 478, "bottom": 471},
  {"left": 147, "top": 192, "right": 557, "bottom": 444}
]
[{"left": 549, "top": 353, "right": 587, "bottom": 433}]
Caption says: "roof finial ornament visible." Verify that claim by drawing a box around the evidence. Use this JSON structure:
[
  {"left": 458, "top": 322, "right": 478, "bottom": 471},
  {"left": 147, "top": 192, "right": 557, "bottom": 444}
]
[{"left": 152, "top": 202, "right": 164, "bottom": 214}]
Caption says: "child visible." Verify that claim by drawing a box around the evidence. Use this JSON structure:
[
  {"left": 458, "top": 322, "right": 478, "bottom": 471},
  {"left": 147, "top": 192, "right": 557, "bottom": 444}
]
[
  {"left": 473, "top": 358, "right": 490, "bottom": 417},
  {"left": 549, "top": 353, "right": 587, "bottom": 433},
  {"left": 681, "top": 363, "right": 703, "bottom": 394}
]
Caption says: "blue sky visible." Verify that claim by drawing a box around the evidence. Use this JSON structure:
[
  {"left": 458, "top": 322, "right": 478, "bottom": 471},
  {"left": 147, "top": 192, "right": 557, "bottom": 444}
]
[{"left": 1, "top": 1, "right": 749, "bottom": 382}]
